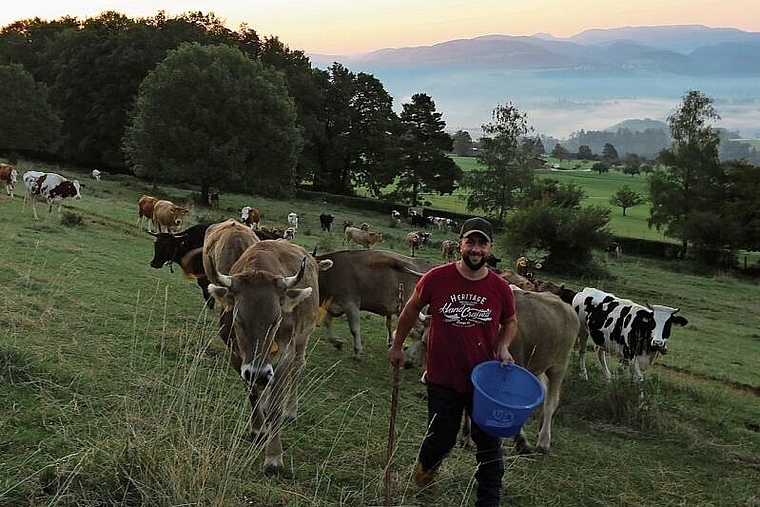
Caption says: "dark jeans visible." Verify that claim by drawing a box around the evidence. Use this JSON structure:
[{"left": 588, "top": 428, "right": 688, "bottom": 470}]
[{"left": 419, "top": 382, "right": 504, "bottom": 507}]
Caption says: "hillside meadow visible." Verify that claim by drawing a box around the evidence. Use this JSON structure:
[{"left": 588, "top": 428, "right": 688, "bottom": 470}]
[{"left": 0, "top": 163, "right": 759, "bottom": 506}]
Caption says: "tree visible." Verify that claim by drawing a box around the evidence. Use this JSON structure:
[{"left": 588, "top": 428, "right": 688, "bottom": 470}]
[
  {"left": 601, "top": 143, "right": 619, "bottom": 165},
  {"left": 395, "top": 93, "right": 461, "bottom": 206},
  {"left": 0, "top": 63, "right": 61, "bottom": 156},
  {"left": 461, "top": 102, "right": 534, "bottom": 221},
  {"left": 577, "top": 145, "right": 593, "bottom": 160},
  {"left": 452, "top": 130, "right": 474, "bottom": 156},
  {"left": 592, "top": 162, "right": 609, "bottom": 174},
  {"left": 551, "top": 143, "right": 570, "bottom": 161},
  {"left": 722, "top": 160, "right": 760, "bottom": 253},
  {"left": 609, "top": 185, "right": 644, "bottom": 215},
  {"left": 123, "top": 42, "right": 299, "bottom": 201},
  {"left": 621, "top": 153, "right": 641, "bottom": 175},
  {"left": 649, "top": 90, "right": 730, "bottom": 259}
]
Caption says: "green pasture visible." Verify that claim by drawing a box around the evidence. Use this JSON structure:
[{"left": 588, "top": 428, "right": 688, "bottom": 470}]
[{"left": 0, "top": 164, "right": 758, "bottom": 506}]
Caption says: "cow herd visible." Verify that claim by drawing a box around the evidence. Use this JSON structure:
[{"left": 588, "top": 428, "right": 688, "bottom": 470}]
[{"left": 1, "top": 162, "right": 690, "bottom": 473}]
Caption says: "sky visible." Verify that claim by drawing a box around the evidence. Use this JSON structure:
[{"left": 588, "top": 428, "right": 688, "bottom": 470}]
[{"left": 2, "top": 0, "right": 759, "bottom": 55}]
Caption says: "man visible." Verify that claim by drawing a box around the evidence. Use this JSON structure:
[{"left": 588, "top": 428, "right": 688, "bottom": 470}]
[{"left": 389, "top": 217, "right": 518, "bottom": 507}]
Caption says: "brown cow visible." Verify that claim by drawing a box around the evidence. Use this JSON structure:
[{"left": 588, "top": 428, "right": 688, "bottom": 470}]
[
  {"left": 0, "top": 163, "right": 19, "bottom": 198},
  {"left": 152, "top": 199, "right": 190, "bottom": 233},
  {"left": 343, "top": 226, "right": 383, "bottom": 249},
  {"left": 200, "top": 219, "right": 259, "bottom": 302},
  {"left": 515, "top": 256, "right": 543, "bottom": 279},
  {"left": 404, "top": 288, "right": 579, "bottom": 454},
  {"left": 137, "top": 195, "right": 158, "bottom": 232},
  {"left": 241, "top": 206, "right": 260, "bottom": 229},
  {"left": 406, "top": 232, "right": 421, "bottom": 257},
  {"left": 207, "top": 240, "right": 333, "bottom": 474},
  {"left": 441, "top": 239, "right": 458, "bottom": 262},
  {"left": 314, "top": 249, "right": 434, "bottom": 358}
]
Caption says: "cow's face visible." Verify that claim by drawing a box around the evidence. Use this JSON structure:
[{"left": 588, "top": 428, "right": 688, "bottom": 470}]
[
  {"left": 71, "top": 180, "right": 82, "bottom": 199},
  {"left": 241, "top": 206, "right": 251, "bottom": 221},
  {"left": 10, "top": 169, "right": 17, "bottom": 185},
  {"left": 150, "top": 234, "right": 177, "bottom": 268},
  {"left": 649, "top": 304, "right": 688, "bottom": 350},
  {"left": 208, "top": 261, "right": 312, "bottom": 389}
]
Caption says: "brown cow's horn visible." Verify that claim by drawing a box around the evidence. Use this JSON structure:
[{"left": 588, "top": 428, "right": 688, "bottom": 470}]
[
  {"left": 278, "top": 257, "right": 307, "bottom": 288},
  {"left": 216, "top": 272, "right": 235, "bottom": 289},
  {"left": 403, "top": 267, "right": 426, "bottom": 278}
]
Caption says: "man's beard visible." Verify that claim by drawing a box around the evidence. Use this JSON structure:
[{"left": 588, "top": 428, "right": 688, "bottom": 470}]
[{"left": 463, "top": 255, "right": 486, "bottom": 271}]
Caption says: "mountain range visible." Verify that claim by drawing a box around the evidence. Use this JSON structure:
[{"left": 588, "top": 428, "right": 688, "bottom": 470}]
[{"left": 308, "top": 25, "right": 760, "bottom": 140}]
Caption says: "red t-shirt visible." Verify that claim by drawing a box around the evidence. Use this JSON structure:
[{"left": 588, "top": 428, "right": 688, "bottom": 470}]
[{"left": 416, "top": 262, "right": 516, "bottom": 393}]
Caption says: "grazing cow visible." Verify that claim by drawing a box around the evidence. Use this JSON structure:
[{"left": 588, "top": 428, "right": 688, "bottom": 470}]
[
  {"left": 207, "top": 240, "right": 333, "bottom": 474},
  {"left": 319, "top": 213, "right": 335, "bottom": 232},
  {"left": 315, "top": 249, "right": 434, "bottom": 358},
  {"left": 24, "top": 171, "right": 82, "bottom": 219},
  {"left": 391, "top": 209, "right": 402, "bottom": 224},
  {"left": 137, "top": 195, "right": 159, "bottom": 232},
  {"left": 287, "top": 212, "right": 299, "bottom": 230},
  {"left": 240, "top": 206, "right": 260, "bottom": 230},
  {"left": 516, "top": 256, "right": 542, "bottom": 279},
  {"left": 404, "top": 289, "right": 579, "bottom": 454},
  {"left": 406, "top": 232, "right": 421, "bottom": 257},
  {"left": 409, "top": 211, "right": 428, "bottom": 229},
  {"left": 343, "top": 226, "right": 384, "bottom": 250},
  {"left": 441, "top": 239, "right": 458, "bottom": 262},
  {"left": 148, "top": 223, "right": 212, "bottom": 306},
  {"left": 91, "top": 169, "right": 101, "bottom": 181},
  {"left": 152, "top": 199, "right": 190, "bottom": 233},
  {"left": 605, "top": 241, "right": 622, "bottom": 259},
  {"left": 572, "top": 287, "right": 688, "bottom": 381},
  {"left": 208, "top": 191, "right": 220, "bottom": 208},
  {"left": 1, "top": 163, "right": 19, "bottom": 198}
]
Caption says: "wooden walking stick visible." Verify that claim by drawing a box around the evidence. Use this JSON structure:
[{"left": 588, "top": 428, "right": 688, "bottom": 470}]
[{"left": 384, "top": 282, "right": 405, "bottom": 506}]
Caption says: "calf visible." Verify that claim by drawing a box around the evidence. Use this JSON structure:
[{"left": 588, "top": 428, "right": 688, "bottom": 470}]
[
  {"left": 91, "top": 169, "right": 101, "bottom": 181},
  {"left": 137, "top": 195, "right": 158, "bottom": 232},
  {"left": 240, "top": 206, "right": 260, "bottom": 230},
  {"left": 343, "top": 226, "right": 383, "bottom": 250},
  {"left": 605, "top": 241, "right": 622, "bottom": 259},
  {"left": 287, "top": 212, "right": 299, "bottom": 230},
  {"left": 319, "top": 213, "right": 335, "bottom": 232},
  {"left": 24, "top": 171, "right": 82, "bottom": 219},
  {"left": 407, "top": 232, "right": 421, "bottom": 257},
  {"left": 1, "top": 163, "right": 19, "bottom": 198},
  {"left": 441, "top": 239, "right": 458, "bottom": 262},
  {"left": 572, "top": 287, "right": 688, "bottom": 381},
  {"left": 152, "top": 199, "right": 190, "bottom": 233}
]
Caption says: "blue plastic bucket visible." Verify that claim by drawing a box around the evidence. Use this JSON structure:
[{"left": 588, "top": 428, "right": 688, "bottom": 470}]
[{"left": 471, "top": 361, "right": 545, "bottom": 437}]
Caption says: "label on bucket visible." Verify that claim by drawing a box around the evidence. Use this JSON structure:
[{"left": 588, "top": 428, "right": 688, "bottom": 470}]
[{"left": 488, "top": 408, "right": 515, "bottom": 427}]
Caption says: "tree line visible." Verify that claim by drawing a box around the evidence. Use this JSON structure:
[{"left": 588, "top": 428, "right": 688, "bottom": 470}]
[
  {"left": 0, "top": 11, "right": 459, "bottom": 204},
  {"left": 1, "top": 13, "right": 758, "bottom": 268}
]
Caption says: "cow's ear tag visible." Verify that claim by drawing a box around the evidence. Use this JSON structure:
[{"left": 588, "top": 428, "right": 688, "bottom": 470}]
[{"left": 269, "top": 341, "right": 279, "bottom": 355}]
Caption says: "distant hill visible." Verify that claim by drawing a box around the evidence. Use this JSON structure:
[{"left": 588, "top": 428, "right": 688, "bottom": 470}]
[
  {"left": 605, "top": 119, "right": 669, "bottom": 133},
  {"left": 308, "top": 25, "right": 760, "bottom": 140}
]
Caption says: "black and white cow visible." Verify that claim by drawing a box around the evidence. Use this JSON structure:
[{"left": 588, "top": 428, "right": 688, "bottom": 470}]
[{"left": 572, "top": 287, "right": 688, "bottom": 381}]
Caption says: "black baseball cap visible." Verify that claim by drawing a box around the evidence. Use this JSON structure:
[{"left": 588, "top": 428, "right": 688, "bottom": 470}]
[{"left": 459, "top": 217, "right": 493, "bottom": 243}]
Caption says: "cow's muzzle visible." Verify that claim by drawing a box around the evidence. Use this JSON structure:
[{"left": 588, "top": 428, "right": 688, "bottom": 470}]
[{"left": 242, "top": 363, "right": 274, "bottom": 388}]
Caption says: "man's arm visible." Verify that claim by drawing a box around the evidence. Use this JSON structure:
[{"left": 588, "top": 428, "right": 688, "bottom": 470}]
[{"left": 495, "top": 313, "right": 518, "bottom": 365}]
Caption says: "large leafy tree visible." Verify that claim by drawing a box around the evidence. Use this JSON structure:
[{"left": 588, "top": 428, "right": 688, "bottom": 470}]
[
  {"left": 462, "top": 102, "right": 534, "bottom": 221},
  {"left": 505, "top": 179, "right": 611, "bottom": 273},
  {"left": 609, "top": 185, "right": 644, "bottom": 215},
  {"left": 649, "top": 90, "right": 731, "bottom": 259},
  {"left": 0, "top": 63, "right": 61, "bottom": 156},
  {"left": 396, "top": 93, "right": 460, "bottom": 206},
  {"left": 315, "top": 63, "right": 399, "bottom": 195},
  {"left": 452, "top": 130, "right": 474, "bottom": 156},
  {"left": 123, "top": 42, "right": 299, "bottom": 200}
]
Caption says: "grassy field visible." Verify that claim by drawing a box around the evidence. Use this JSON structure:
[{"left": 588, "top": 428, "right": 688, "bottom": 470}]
[{"left": 1, "top": 163, "right": 759, "bottom": 506}]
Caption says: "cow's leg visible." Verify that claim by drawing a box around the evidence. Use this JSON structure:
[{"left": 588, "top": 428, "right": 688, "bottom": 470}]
[
  {"left": 577, "top": 333, "right": 589, "bottom": 380},
  {"left": 261, "top": 353, "right": 297, "bottom": 475},
  {"left": 535, "top": 367, "right": 566, "bottom": 454},
  {"left": 597, "top": 348, "right": 613, "bottom": 380},
  {"left": 346, "top": 308, "right": 364, "bottom": 358},
  {"left": 385, "top": 315, "right": 394, "bottom": 348},
  {"left": 323, "top": 312, "right": 345, "bottom": 350},
  {"left": 31, "top": 199, "right": 39, "bottom": 220}
]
